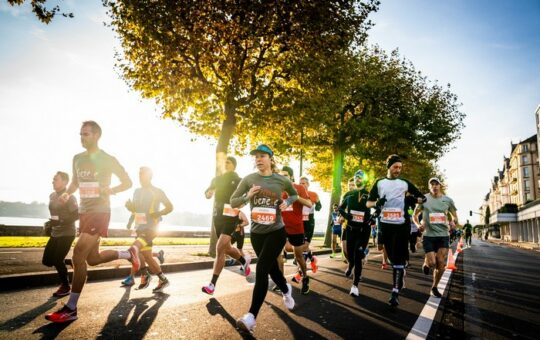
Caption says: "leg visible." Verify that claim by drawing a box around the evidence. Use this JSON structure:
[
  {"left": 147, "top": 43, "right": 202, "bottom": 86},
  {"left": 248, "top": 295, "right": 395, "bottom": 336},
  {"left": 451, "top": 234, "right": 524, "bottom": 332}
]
[
  {"left": 331, "top": 234, "right": 337, "bottom": 254},
  {"left": 71, "top": 233, "right": 101, "bottom": 293},
  {"left": 433, "top": 247, "right": 449, "bottom": 288},
  {"left": 293, "top": 244, "right": 308, "bottom": 277},
  {"left": 52, "top": 236, "right": 75, "bottom": 286}
]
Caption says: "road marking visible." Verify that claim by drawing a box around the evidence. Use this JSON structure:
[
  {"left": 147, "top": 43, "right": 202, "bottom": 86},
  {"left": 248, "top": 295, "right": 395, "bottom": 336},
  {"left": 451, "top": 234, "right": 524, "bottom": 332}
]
[
  {"left": 0, "top": 251, "right": 22, "bottom": 254},
  {"left": 472, "top": 273, "right": 476, "bottom": 282},
  {"left": 406, "top": 250, "right": 460, "bottom": 340}
]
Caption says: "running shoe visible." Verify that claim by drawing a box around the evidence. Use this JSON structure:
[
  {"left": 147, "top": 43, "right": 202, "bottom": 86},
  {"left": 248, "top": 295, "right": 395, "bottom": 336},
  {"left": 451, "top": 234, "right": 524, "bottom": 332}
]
[
  {"left": 236, "top": 312, "right": 256, "bottom": 333},
  {"left": 45, "top": 305, "right": 77, "bottom": 323},
  {"left": 153, "top": 278, "right": 169, "bottom": 293},
  {"left": 422, "top": 264, "right": 430, "bottom": 275},
  {"left": 282, "top": 283, "right": 295, "bottom": 310},
  {"left": 138, "top": 272, "right": 152, "bottom": 289},
  {"left": 388, "top": 291, "right": 399, "bottom": 307},
  {"left": 157, "top": 249, "right": 165, "bottom": 264},
  {"left": 226, "top": 258, "right": 236, "bottom": 266},
  {"left": 310, "top": 256, "right": 318, "bottom": 273},
  {"left": 330, "top": 252, "right": 336, "bottom": 258},
  {"left": 301, "top": 276, "right": 310, "bottom": 295},
  {"left": 52, "top": 284, "right": 70, "bottom": 297},
  {"left": 431, "top": 287, "right": 442, "bottom": 298},
  {"left": 292, "top": 272, "right": 302, "bottom": 283},
  {"left": 349, "top": 285, "right": 359, "bottom": 297},
  {"left": 381, "top": 263, "right": 390, "bottom": 270},
  {"left": 202, "top": 283, "right": 215, "bottom": 295},
  {"left": 242, "top": 255, "right": 252, "bottom": 276},
  {"left": 121, "top": 275, "right": 135, "bottom": 286},
  {"left": 345, "top": 268, "right": 352, "bottom": 278},
  {"left": 128, "top": 246, "right": 141, "bottom": 273}
]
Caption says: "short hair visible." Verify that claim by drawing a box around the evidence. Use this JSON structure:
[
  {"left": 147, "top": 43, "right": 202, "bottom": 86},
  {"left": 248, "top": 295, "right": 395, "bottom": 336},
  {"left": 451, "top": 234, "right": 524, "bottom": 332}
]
[
  {"left": 56, "top": 171, "right": 69, "bottom": 182},
  {"left": 226, "top": 156, "right": 237, "bottom": 168},
  {"left": 140, "top": 166, "right": 153, "bottom": 178},
  {"left": 82, "top": 121, "right": 102, "bottom": 137},
  {"left": 282, "top": 166, "right": 294, "bottom": 181},
  {"left": 300, "top": 176, "right": 309, "bottom": 183}
]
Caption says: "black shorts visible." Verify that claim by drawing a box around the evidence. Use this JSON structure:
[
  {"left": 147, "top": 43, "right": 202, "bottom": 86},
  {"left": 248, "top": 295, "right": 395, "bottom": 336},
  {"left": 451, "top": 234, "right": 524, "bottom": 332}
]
[
  {"left": 231, "top": 228, "right": 245, "bottom": 249},
  {"left": 136, "top": 229, "right": 157, "bottom": 250},
  {"left": 303, "top": 215, "right": 315, "bottom": 243},
  {"left": 341, "top": 225, "right": 348, "bottom": 241},
  {"left": 423, "top": 236, "right": 450, "bottom": 253},
  {"left": 214, "top": 214, "right": 239, "bottom": 238},
  {"left": 287, "top": 233, "right": 305, "bottom": 247}
]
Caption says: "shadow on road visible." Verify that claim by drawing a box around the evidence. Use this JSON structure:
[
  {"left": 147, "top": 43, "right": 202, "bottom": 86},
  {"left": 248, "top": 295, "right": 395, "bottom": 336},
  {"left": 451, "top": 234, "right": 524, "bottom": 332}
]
[
  {"left": 0, "top": 296, "right": 57, "bottom": 332},
  {"left": 32, "top": 319, "right": 74, "bottom": 339},
  {"left": 96, "top": 286, "right": 170, "bottom": 339},
  {"left": 206, "top": 298, "right": 255, "bottom": 340}
]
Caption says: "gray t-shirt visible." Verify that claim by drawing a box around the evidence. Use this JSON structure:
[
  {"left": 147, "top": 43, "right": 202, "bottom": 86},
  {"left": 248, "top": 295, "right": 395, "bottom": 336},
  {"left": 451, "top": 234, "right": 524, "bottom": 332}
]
[
  {"left": 131, "top": 186, "right": 171, "bottom": 231},
  {"left": 417, "top": 194, "right": 457, "bottom": 237},
  {"left": 72, "top": 149, "right": 131, "bottom": 213},
  {"left": 231, "top": 173, "right": 298, "bottom": 234},
  {"left": 49, "top": 191, "right": 78, "bottom": 237}
]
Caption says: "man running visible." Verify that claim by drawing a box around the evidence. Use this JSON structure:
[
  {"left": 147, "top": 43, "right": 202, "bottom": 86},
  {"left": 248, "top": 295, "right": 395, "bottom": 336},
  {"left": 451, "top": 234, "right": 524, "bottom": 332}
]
[
  {"left": 339, "top": 169, "right": 371, "bottom": 297},
  {"left": 121, "top": 166, "right": 173, "bottom": 292},
  {"left": 463, "top": 220, "right": 473, "bottom": 247},
  {"left": 299, "top": 177, "right": 321, "bottom": 272},
  {"left": 367, "top": 154, "right": 425, "bottom": 307},
  {"left": 202, "top": 156, "right": 251, "bottom": 295},
  {"left": 330, "top": 203, "right": 342, "bottom": 258},
  {"left": 413, "top": 177, "right": 458, "bottom": 298},
  {"left": 42, "top": 171, "right": 79, "bottom": 297},
  {"left": 46, "top": 121, "right": 132, "bottom": 323},
  {"left": 279, "top": 166, "right": 313, "bottom": 295}
]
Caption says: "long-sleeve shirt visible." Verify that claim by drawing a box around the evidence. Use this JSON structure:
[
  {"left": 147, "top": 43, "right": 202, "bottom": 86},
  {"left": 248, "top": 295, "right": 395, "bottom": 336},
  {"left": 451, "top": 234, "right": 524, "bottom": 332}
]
[
  {"left": 231, "top": 173, "right": 298, "bottom": 234},
  {"left": 49, "top": 190, "right": 78, "bottom": 237},
  {"left": 339, "top": 188, "right": 371, "bottom": 229}
]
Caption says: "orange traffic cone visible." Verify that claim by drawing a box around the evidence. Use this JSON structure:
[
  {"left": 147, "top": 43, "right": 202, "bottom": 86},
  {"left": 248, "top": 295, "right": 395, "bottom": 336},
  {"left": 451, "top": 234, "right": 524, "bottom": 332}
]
[
  {"left": 456, "top": 241, "right": 463, "bottom": 253},
  {"left": 447, "top": 249, "right": 457, "bottom": 270}
]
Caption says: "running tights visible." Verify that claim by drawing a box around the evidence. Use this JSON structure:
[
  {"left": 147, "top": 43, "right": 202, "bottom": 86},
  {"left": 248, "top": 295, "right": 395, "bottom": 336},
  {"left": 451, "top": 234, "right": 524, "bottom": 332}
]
[
  {"left": 42, "top": 235, "right": 75, "bottom": 286},
  {"left": 346, "top": 226, "right": 371, "bottom": 286},
  {"left": 380, "top": 223, "right": 409, "bottom": 291}
]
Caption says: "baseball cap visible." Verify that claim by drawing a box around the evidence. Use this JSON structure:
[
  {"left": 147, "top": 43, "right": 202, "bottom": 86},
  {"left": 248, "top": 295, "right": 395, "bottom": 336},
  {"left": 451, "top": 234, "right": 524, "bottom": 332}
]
[
  {"left": 250, "top": 144, "right": 274, "bottom": 157},
  {"left": 354, "top": 169, "right": 365, "bottom": 179},
  {"left": 428, "top": 177, "right": 442, "bottom": 185}
]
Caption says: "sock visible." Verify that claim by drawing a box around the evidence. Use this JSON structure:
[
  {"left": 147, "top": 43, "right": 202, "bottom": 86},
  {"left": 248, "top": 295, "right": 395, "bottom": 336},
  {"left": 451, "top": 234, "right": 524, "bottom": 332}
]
[
  {"left": 66, "top": 292, "right": 80, "bottom": 310},
  {"left": 307, "top": 251, "right": 313, "bottom": 260},
  {"left": 393, "top": 265, "right": 405, "bottom": 290},
  {"left": 117, "top": 250, "right": 131, "bottom": 259},
  {"left": 211, "top": 274, "right": 219, "bottom": 286},
  {"left": 238, "top": 256, "right": 246, "bottom": 265},
  {"left": 157, "top": 272, "right": 166, "bottom": 281},
  {"left": 139, "top": 267, "right": 149, "bottom": 275}
]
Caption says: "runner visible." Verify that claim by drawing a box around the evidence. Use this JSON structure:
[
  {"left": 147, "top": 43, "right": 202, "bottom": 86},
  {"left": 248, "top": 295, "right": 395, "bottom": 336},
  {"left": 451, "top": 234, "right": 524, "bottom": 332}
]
[
  {"left": 42, "top": 171, "right": 78, "bottom": 297},
  {"left": 46, "top": 121, "right": 132, "bottom": 323},
  {"left": 299, "top": 177, "right": 321, "bottom": 272},
  {"left": 231, "top": 144, "right": 297, "bottom": 333},
  {"left": 413, "top": 177, "right": 458, "bottom": 298},
  {"left": 463, "top": 220, "right": 473, "bottom": 247},
  {"left": 330, "top": 203, "right": 342, "bottom": 258},
  {"left": 339, "top": 169, "right": 371, "bottom": 297},
  {"left": 121, "top": 167, "right": 173, "bottom": 292},
  {"left": 341, "top": 177, "right": 356, "bottom": 262},
  {"left": 231, "top": 210, "right": 249, "bottom": 261},
  {"left": 278, "top": 166, "right": 313, "bottom": 295},
  {"left": 202, "top": 156, "right": 251, "bottom": 295},
  {"left": 366, "top": 154, "right": 425, "bottom": 307}
]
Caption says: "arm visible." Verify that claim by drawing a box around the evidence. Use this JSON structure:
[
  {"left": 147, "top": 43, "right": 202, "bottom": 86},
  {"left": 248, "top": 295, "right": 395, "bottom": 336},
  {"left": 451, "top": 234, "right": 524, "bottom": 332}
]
[
  {"left": 315, "top": 199, "right": 322, "bottom": 211},
  {"left": 205, "top": 178, "right": 216, "bottom": 199},
  {"left": 366, "top": 181, "right": 379, "bottom": 209},
  {"left": 406, "top": 180, "right": 426, "bottom": 203},
  {"left": 238, "top": 211, "right": 249, "bottom": 227},
  {"left": 108, "top": 158, "right": 132, "bottom": 195},
  {"left": 296, "top": 185, "right": 312, "bottom": 208},
  {"left": 280, "top": 179, "right": 298, "bottom": 210},
  {"left": 152, "top": 189, "right": 173, "bottom": 218},
  {"left": 413, "top": 205, "right": 424, "bottom": 231},
  {"left": 60, "top": 156, "right": 79, "bottom": 204},
  {"left": 230, "top": 177, "right": 254, "bottom": 208},
  {"left": 338, "top": 195, "right": 352, "bottom": 221}
]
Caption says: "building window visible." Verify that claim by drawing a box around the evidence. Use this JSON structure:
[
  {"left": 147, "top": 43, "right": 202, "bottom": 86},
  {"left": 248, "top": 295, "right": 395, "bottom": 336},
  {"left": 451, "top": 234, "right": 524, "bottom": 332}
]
[
  {"left": 524, "top": 180, "right": 530, "bottom": 191},
  {"left": 523, "top": 144, "right": 529, "bottom": 152},
  {"left": 523, "top": 167, "right": 530, "bottom": 178},
  {"left": 522, "top": 155, "right": 529, "bottom": 164},
  {"left": 525, "top": 193, "right": 532, "bottom": 201}
]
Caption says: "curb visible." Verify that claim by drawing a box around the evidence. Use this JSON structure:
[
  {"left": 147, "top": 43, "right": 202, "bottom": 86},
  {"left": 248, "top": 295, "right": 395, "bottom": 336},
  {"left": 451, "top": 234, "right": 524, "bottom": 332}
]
[{"left": 0, "top": 249, "right": 332, "bottom": 291}]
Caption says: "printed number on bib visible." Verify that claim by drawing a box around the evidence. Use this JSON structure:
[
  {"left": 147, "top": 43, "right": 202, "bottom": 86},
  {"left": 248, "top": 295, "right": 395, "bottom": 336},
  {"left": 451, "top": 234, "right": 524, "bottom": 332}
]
[
  {"left": 350, "top": 210, "right": 365, "bottom": 223},
  {"left": 429, "top": 213, "right": 447, "bottom": 224},
  {"left": 135, "top": 213, "right": 147, "bottom": 227},
  {"left": 223, "top": 204, "right": 240, "bottom": 217},
  {"left": 252, "top": 207, "right": 276, "bottom": 225},
  {"left": 79, "top": 182, "right": 100, "bottom": 199},
  {"left": 381, "top": 208, "right": 402, "bottom": 222}
]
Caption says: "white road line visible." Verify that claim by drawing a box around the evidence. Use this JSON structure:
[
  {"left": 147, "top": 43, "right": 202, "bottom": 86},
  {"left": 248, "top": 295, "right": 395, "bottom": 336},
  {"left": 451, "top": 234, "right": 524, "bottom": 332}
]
[
  {"left": 0, "top": 251, "right": 23, "bottom": 254},
  {"left": 406, "top": 250, "right": 460, "bottom": 340}
]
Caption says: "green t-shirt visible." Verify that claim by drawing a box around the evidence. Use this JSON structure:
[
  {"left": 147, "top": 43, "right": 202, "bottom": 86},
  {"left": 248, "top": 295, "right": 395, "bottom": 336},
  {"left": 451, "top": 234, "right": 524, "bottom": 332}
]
[
  {"left": 463, "top": 223, "right": 473, "bottom": 235},
  {"left": 418, "top": 194, "right": 457, "bottom": 237}
]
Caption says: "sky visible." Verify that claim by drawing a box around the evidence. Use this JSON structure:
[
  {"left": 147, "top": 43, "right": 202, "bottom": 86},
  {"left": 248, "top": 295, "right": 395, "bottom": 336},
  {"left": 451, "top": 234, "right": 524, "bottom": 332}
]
[{"left": 1, "top": 0, "right": 539, "bottom": 226}]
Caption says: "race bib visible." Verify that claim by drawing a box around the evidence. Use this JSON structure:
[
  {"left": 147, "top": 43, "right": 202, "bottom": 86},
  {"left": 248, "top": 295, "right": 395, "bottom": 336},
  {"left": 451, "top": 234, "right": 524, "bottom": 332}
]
[
  {"left": 51, "top": 215, "right": 59, "bottom": 221},
  {"left": 134, "top": 213, "right": 147, "bottom": 227},
  {"left": 223, "top": 204, "right": 240, "bottom": 217},
  {"left": 79, "top": 182, "right": 100, "bottom": 199},
  {"left": 251, "top": 207, "right": 277, "bottom": 225},
  {"left": 381, "top": 208, "right": 403, "bottom": 222},
  {"left": 429, "top": 213, "right": 447, "bottom": 224},
  {"left": 350, "top": 210, "right": 365, "bottom": 223}
]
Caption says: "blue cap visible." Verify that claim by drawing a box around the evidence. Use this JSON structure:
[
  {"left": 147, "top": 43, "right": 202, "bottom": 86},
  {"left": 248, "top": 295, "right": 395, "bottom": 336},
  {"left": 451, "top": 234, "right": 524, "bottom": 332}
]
[
  {"left": 250, "top": 144, "right": 274, "bottom": 157},
  {"left": 354, "top": 169, "right": 365, "bottom": 179}
]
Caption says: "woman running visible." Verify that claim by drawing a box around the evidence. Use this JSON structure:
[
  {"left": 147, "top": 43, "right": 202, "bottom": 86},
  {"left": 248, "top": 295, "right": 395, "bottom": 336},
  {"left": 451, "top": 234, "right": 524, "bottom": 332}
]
[{"left": 231, "top": 144, "right": 298, "bottom": 333}]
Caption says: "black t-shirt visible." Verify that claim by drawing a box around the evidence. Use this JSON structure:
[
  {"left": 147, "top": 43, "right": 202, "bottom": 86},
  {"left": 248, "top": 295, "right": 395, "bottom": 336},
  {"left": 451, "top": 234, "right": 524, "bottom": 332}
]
[
  {"left": 339, "top": 188, "right": 371, "bottom": 229},
  {"left": 208, "top": 171, "right": 242, "bottom": 212}
]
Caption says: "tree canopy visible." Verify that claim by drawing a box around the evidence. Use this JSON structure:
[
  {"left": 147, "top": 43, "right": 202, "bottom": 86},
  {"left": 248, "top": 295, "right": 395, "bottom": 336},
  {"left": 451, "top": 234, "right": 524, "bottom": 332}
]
[{"left": 6, "top": 0, "right": 73, "bottom": 23}]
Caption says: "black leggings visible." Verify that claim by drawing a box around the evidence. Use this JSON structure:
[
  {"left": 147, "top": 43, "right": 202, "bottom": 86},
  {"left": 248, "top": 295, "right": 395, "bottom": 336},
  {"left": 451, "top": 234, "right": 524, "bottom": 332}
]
[
  {"left": 380, "top": 223, "right": 409, "bottom": 291},
  {"left": 346, "top": 226, "right": 371, "bottom": 286},
  {"left": 249, "top": 228, "right": 288, "bottom": 318},
  {"left": 42, "top": 236, "right": 75, "bottom": 286}
]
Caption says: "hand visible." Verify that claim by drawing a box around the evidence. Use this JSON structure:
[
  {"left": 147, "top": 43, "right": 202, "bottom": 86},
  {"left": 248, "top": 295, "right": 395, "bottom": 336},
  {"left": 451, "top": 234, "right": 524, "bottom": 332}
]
[
  {"left": 418, "top": 196, "right": 427, "bottom": 204},
  {"left": 48, "top": 219, "right": 61, "bottom": 227},
  {"left": 150, "top": 211, "right": 161, "bottom": 219},
  {"left": 375, "top": 196, "right": 387, "bottom": 208},
  {"left": 125, "top": 199, "right": 134, "bottom": 212},
  {"left": 102, "top": 187, "right": 115, "bottom": 196},
  {"left": 418, "top": 225, "right": 425, "bottom": 233},
  {"left": 205, "top": 189, "right": 214, "bottom": 199},
  {"left": 58, "top": 192, "right": 70, "bottom": 204},
  {"left": 279, "top": 201, "right": 289, "bottom": 211},
  {"left": 247, "top": 184, "right": 261, "bottom": 199}
]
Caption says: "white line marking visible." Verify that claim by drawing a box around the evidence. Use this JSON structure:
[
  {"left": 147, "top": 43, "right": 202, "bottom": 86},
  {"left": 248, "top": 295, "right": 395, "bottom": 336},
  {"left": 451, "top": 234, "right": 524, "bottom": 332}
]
[
  {"left": 406, "top": 251, "right": 459, "bottom": 340},
  {"left": 0, "top": 251, "right": 23, "bottom": 254},
  {"left": 472, "top": 273, "right": 476, "bottom": 282}
]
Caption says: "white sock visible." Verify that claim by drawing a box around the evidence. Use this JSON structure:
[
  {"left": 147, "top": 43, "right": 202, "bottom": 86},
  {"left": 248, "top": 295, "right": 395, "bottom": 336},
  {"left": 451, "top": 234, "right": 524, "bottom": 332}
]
[
  {"left": 117, "top": 250, "right": 131, "bottom": 259},
  {"left": 66, "top": 292, "right": 80, "bottom": 310}
]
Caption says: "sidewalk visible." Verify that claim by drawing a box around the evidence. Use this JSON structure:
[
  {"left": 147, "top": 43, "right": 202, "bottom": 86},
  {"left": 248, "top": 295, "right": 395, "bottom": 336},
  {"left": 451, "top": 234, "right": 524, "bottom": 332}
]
[
  {"left": 0, "top": 239, "right": 330, "bottom": 291},
  {"left": 486, "top": 238, "right": 540, "bottom": 252}
]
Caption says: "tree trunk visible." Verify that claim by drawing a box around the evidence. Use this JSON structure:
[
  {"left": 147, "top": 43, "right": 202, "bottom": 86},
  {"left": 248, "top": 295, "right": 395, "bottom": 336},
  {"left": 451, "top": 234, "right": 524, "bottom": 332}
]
[
  {"left": 208, "top": 102, "right": 237, "bottom": 257},
  {"left": 323, "top": 144, "right": 344, "bottom": 247}
]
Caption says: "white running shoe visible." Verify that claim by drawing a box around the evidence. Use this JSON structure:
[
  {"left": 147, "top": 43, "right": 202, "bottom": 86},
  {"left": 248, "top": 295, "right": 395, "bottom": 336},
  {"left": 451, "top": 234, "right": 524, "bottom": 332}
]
[
  {"left": 236, "top": 312, "right": 256, "bottom": 333},
  {"left": 242, "top": 255, "right": 252, "bottom": 276},
  {"left": 350, "top": 285, "right": 359, "bottom": 297},
  {"left": 282, "top": 283, "right": 295, "bottom": 310}
]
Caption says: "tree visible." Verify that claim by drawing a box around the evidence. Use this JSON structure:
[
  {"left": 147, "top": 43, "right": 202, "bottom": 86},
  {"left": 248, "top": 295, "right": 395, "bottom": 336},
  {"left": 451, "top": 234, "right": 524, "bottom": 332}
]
[
  {"left": 261, "top": 47, "right": 464, "bottom": 246},
  {"left": 6, "top": 0, "right": 73, "bottom": 23},
  {"left": 105, "top": 0, "right": 380, "bottom": 256}
]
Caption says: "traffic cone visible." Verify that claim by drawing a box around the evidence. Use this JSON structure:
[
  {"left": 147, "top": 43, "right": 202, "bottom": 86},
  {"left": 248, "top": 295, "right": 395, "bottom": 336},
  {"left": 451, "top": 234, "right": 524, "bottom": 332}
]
[{"left": 447, "top": 249, "right": 457, "bottom": 270}]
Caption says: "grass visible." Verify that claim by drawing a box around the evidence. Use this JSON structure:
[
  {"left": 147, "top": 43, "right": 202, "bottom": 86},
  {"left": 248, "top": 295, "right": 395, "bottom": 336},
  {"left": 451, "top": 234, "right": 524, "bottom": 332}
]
[{"left": 0, "top": 236, "right": 324, "bottom": 248}]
